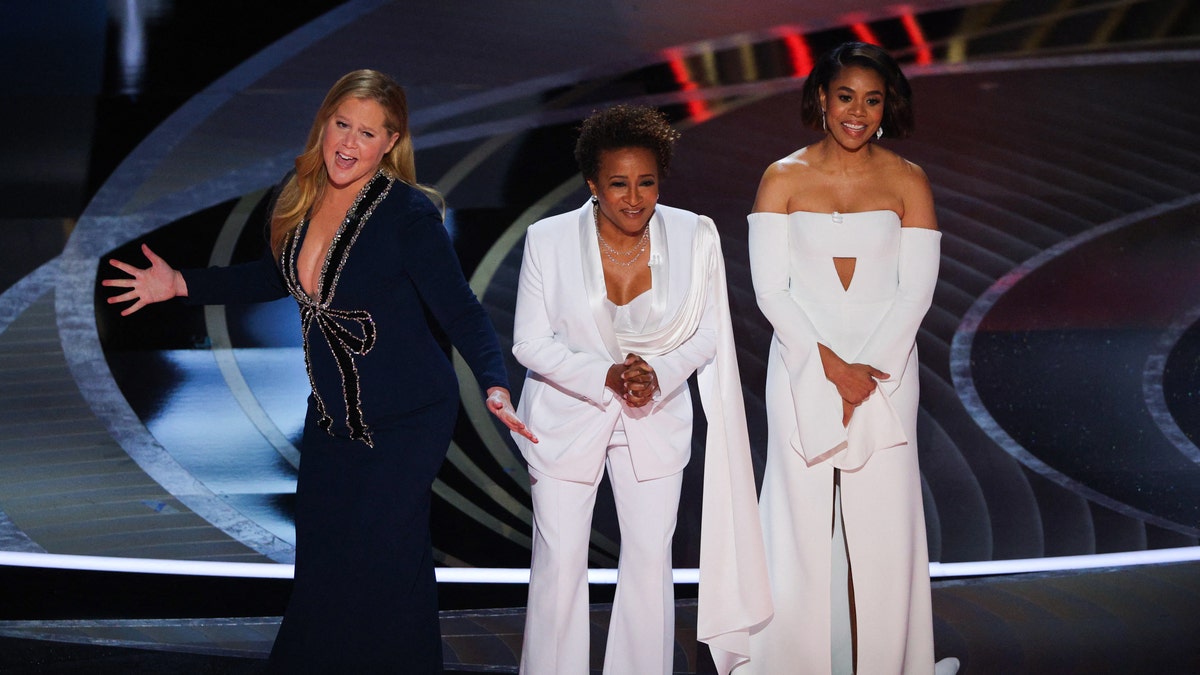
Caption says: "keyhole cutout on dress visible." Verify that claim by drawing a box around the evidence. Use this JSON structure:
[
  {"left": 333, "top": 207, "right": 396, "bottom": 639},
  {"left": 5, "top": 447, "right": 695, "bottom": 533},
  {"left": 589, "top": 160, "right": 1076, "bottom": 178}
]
[{"left": 833, "top": 257, "right": 856, "bottom": 292}]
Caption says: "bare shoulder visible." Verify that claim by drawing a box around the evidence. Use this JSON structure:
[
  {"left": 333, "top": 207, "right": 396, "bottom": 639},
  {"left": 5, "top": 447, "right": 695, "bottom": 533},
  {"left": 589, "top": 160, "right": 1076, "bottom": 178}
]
[
  {"left": 896, "top": 155, "right": 931, "bottom": 188},
  {"left": 764, "top": 149, "right": 818, "bottom": 180},
  {"left": 889, "top": 155, "right": 937, "bottom": 230},
  {"left": 754, "top": 147, "right": 817, "bottom": 213}
]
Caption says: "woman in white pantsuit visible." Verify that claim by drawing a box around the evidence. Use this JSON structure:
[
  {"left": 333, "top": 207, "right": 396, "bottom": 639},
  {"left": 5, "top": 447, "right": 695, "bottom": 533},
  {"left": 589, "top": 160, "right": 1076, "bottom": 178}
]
[
  {"left": 742, "top": 43, "right": 957, "bottom": 674},
  {"left": 511, "top": 105, "right": 770, "bottom": 675}
]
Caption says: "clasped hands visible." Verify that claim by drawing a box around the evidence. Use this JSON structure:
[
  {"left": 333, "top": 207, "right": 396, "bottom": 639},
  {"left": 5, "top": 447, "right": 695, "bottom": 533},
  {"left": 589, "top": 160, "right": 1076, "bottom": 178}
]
[
  {"left": 606, "top": 353, "right": 659, "bottom": 408},
  {"left": 818, "top": 344, "right": 888, "bottom": 428}
]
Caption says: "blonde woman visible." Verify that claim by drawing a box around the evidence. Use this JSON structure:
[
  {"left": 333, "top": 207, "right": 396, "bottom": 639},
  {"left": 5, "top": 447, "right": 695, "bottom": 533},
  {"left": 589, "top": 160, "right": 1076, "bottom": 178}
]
[{"left": 106, "top": 69, "right": 533, "bottom": 673}]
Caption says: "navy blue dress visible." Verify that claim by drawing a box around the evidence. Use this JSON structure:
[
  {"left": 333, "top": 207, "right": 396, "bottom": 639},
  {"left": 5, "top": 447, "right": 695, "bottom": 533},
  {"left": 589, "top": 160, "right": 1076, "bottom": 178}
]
[{"left": 182, "top": 172, "right": 508, "bottom": 673}]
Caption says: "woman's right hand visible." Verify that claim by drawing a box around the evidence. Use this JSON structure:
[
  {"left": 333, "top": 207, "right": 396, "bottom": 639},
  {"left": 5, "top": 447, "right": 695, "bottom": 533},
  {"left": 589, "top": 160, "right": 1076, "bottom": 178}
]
[{"left": 102, "top": 243, "right": 187, "bottom": 316}]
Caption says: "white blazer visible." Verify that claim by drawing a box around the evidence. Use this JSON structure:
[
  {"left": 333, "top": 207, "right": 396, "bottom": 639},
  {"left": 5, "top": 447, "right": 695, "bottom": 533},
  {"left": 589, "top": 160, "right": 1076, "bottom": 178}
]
[{"left": 511, "top": 201, "right": 718, "bottom": 483}]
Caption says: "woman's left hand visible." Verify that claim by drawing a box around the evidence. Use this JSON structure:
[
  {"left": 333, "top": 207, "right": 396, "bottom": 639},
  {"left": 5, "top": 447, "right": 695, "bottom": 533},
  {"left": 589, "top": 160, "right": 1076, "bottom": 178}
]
[
  {"left": 486, "top": 387, "right": 537, "bottom": 443},
  {"left": 621, "top": 354, "right": 659, "bottom": 408}
]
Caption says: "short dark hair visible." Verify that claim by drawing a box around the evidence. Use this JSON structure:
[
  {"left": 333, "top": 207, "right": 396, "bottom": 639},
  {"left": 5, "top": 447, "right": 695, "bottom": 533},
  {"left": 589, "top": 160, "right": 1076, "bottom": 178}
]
[
  {"left": 801, "top": 42, "right": 914, "bottom": 139},
  {"left": 574, "top": 104, "right": 681, "bottom": 183}
]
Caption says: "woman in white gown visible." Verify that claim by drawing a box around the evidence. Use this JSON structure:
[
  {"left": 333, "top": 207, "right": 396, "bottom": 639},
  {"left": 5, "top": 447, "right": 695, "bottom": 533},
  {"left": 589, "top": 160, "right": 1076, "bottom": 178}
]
[{"left": 742, "top": 42, "right": 955, "bottom": 674}]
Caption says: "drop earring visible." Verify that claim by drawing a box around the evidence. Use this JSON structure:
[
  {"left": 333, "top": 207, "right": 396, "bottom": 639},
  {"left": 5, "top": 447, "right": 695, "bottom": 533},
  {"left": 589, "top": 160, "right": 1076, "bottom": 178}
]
[
  {"left": 591, "top": 194, "right": 598, "bottom": 205},
  {"left": 822, "top": 109, "right": 827, "bottom": 132},
  {"left": 875, "top": 126, "right": 883, "bottom": 140}
]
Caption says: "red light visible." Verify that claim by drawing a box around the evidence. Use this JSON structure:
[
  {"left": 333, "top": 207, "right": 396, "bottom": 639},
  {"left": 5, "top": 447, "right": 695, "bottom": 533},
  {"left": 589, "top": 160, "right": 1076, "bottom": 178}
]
[
  {"left": 900, "top": 13, "right": 933, "bottom": 65},
  {"left": 851, "top": 22, "right": 881, "bottom": 45},
  {"left": 665, "top": 50, "right": 713, "bottom": 123},
  {"left": 781, "top": 32, "right": 814, "bottom": 77}
]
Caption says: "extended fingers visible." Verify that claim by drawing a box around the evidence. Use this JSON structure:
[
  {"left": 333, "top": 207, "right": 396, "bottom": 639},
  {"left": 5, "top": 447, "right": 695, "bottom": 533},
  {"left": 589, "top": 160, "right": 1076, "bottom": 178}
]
[
  {"left": 106, "top": 289, "right": 140, "bottom": 304},
  {"left": 508, "top": 416, "right": 538, "bottom": 443},
  {"left": 485, "top": 389, "right": 538, "bottom": 442},
  {"left": 101, "top": 277, "right": 135, "bottom": 289},
  {"left": 120, "top": 299, "right": 146, "bottom": 316},
  {"left": 108, "top": 258, "right": 141, "bottom": 277},
  {"left": 494, "top": 404, "right": 538, "bottom": 442},
  {"left": 141, "top": 243, "right": 163, "bottom": 264}
]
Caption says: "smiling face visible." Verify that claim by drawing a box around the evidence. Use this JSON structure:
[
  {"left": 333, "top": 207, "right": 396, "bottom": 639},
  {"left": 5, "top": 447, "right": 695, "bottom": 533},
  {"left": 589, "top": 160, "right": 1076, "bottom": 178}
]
[
  {"left": 320, "top": 96, "right": 400, "bottom": 192},
  {"left": 586, "top": 146, "right": 660, "bottom": 238},
  {"left": 819, "top": 64, "right": 886, "bottom": 151}
]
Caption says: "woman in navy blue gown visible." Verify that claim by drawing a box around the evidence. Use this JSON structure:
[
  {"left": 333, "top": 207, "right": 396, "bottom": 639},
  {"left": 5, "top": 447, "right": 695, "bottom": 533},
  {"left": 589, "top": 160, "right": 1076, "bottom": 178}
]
[{"left": 105, "top": 69, "right": 535, "bottom": 673}]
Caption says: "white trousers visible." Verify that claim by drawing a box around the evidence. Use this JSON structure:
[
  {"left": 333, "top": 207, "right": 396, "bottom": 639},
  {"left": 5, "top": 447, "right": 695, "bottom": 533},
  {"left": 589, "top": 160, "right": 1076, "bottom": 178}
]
[
  {"left": 744, "top": 439, "right": 935, "bottom": 675},
  {"left": 520, "top": 440, "right": 684, "bottom": 675}
]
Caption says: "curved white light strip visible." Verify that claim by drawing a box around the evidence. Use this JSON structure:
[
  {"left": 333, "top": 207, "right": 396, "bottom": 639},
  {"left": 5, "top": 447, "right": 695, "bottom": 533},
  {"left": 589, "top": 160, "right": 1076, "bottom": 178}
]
[
  {"left": 1142, "top": 302, "right": 1200, "bottom": 467},
  {"left": 204, "top": 190, "right": 303, "bottom": 469},
  {"left": 3, "top": 548, "right": 1198, "bottom": 583},
  {"left": 950, "top": 193, "right": 1200, "bottom": 539},
  {"left": 928, "top": 547, "right": 1200, "bottom": 577}
]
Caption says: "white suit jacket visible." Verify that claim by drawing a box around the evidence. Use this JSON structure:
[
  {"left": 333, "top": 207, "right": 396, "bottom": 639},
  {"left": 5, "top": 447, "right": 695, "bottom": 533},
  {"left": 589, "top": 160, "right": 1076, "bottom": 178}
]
[
  {"left": 511, "top": 201, "right": 718, "bottom": 483},
  {"left": 513, "top": 201, "right": 774, "bottom": 672}
]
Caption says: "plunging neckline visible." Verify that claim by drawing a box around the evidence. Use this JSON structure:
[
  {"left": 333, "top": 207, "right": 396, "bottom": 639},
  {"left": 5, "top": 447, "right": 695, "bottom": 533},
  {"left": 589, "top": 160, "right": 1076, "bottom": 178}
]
[
  {"left": 278, "top": 170, "right": 394, "bottom": 446},
  {"left": 296, "top": 203, "right": 354, "bottom": 301},
  {"left": 293, "top": 171, "right": 386, "bottom": 302},
  {"left": 296, "top": 216, "right": 340, "bottom": 301}
]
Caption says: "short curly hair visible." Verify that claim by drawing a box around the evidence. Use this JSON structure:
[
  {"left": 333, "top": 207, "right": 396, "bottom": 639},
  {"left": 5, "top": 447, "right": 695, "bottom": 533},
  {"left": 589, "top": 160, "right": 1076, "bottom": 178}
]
[
  {"left": 574, "top": 104, "right": 681, "bottom": 183},
  {"left": 801, "top": 42, "right": 914, "bottom": 140}
]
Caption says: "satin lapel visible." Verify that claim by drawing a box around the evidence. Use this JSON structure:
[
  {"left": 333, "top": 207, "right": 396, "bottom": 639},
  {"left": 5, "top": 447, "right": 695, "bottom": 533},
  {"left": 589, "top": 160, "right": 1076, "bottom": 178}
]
[
  {"left": 646, "top": 207, "right": 669, "bottom": 331},
  {"left": 578, "top": 201, "right": 624, "bottom": 362}
]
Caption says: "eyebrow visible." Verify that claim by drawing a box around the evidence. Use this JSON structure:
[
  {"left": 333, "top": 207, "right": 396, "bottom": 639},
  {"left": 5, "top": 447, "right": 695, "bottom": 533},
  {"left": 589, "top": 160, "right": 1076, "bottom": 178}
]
[
  {"left": 835, "top": 85, "right": 884, "bottom": 96},
  {"left": 334, "top": 114, "right": 381, "bottom": 133}
]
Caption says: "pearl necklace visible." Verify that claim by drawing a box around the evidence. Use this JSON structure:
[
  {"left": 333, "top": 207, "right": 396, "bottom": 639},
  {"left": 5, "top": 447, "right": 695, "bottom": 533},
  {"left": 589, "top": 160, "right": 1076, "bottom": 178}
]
[{"left": 594, "top": 203, "right": 649, "bottom": 268}]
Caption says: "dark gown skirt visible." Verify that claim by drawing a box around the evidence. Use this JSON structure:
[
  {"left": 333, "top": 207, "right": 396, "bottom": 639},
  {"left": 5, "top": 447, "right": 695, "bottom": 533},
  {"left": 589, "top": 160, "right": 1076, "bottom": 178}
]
[{"left": 266, "top": 396, "right": 457, "bottom": 674}]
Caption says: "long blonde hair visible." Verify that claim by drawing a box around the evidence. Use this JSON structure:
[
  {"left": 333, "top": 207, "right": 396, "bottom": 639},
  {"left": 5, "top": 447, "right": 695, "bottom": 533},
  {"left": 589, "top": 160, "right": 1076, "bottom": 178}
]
[{"left": 270, "top": 69, "right": 442, "bottom": 255}]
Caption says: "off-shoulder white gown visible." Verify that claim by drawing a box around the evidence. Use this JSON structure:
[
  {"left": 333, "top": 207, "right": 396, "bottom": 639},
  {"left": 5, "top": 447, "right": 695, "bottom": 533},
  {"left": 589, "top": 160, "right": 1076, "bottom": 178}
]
[{"left": 742, "top": 210, "right": 941, "bottom": 674}]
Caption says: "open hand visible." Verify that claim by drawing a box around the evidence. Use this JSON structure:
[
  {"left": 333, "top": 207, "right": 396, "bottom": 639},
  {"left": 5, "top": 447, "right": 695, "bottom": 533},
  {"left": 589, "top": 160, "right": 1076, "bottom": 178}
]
[
  {"left": 487, "top": 387, "right": 537, "bottom": 443},
  {"left": 102, "top": 244, "right": 186, "bottom": 316}
]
